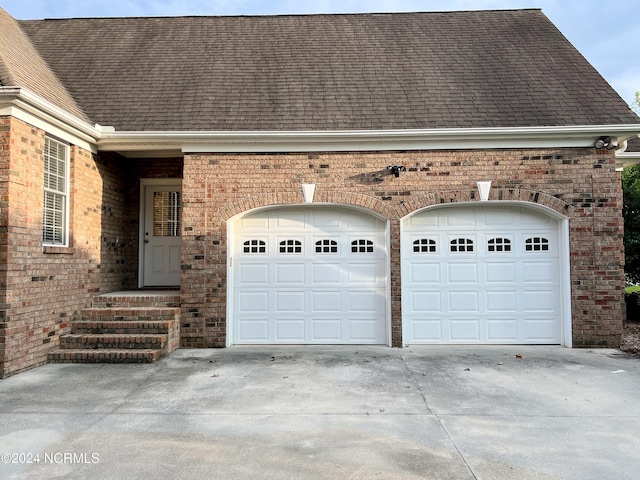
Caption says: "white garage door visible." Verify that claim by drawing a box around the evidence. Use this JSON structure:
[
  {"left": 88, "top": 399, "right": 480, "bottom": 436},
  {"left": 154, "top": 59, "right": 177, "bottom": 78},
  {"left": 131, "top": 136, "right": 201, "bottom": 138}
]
[
  {"left": 402, "top": 205, "right": 562, "bottom": 344},
  {"left": 231, "top": 207, "right": 388, "bottom": 344}
]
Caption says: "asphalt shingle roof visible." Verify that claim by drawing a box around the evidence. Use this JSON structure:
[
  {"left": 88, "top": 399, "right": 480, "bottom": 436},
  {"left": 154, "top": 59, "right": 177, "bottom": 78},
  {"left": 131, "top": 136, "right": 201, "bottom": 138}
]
[
  {"left": 0, "top": 8, "right": 89, "bottom": 122},
  {"left": 6, "top": 9, "right": 640, "bottom": 131}
]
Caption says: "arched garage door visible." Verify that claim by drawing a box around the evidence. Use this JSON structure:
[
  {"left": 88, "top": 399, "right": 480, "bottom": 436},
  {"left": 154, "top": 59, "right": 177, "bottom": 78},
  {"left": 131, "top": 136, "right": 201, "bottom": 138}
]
[
  {"left": 231, "top": 206, "right": 388, "bottom": 344},
  {"left": 402, "top": 205, "right": 563, "bottom": 344}
]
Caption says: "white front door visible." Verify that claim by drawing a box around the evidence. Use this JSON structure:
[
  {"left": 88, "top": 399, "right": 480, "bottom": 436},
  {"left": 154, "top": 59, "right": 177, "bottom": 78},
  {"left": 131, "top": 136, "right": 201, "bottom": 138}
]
[
  {"left": 402, "top": 204, "right": 563, "bottom": 344},
  {"left": 141, "top": 181, "right": 182, "bottom": 287},
  {"left": 231, "top": 206, "right": 388, "bottom": 344}
]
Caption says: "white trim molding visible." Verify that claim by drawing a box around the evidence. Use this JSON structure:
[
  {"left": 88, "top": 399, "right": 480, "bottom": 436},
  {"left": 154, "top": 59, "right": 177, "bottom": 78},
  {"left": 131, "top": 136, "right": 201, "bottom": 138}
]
[{"left": 109, "top": 125, "right": 640, "bottom": 155}]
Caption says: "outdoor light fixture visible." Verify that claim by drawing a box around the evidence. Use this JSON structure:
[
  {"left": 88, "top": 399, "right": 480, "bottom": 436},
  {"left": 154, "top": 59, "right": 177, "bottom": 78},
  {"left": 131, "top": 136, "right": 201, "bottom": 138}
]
[
  {"left": 387, "top": 165, "right": 406, "bottom": 177},
  {"left": 594, "top": 136, "right": 615, "bottom": 149}
]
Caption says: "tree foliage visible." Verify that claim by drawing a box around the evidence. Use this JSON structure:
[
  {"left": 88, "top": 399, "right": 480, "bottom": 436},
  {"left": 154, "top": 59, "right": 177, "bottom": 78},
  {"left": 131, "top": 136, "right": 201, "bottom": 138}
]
[
  {"left": 623, "top": 164, "right": 640, "bottom": 283},
  {"left": 633, "top": 91, "right": 640, "bottom": 115}
]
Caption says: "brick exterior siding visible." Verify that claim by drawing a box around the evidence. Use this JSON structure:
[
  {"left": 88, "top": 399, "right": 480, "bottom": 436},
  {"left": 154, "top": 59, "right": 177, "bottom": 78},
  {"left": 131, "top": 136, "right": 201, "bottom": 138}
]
[
  {"left": 0, "top": 117, "right": 130, "bottom": 377},
  {"left": 0, "top": 114, "right": 626, "bottom": 375},
  {"left": 181, "top": 148, "right": 624, "bottom": 349}
]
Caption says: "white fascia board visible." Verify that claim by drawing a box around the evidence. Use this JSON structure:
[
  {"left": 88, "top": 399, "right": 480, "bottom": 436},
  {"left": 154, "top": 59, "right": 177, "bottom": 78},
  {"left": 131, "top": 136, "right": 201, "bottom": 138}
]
[
  {"left": 0, "top": 86, "right": 99, "bottom": 152},
  {"left": 615, "top": 152, "right": 640, "bottom": 170},
  {"left": 96, "top": 125, "right": 640, "bottom": 154}
]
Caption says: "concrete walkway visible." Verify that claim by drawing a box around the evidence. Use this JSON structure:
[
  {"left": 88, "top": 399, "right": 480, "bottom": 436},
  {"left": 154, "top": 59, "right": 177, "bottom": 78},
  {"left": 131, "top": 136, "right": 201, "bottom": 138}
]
[{"left": 0, "top": 346, "right": 638, "bottom": 479}]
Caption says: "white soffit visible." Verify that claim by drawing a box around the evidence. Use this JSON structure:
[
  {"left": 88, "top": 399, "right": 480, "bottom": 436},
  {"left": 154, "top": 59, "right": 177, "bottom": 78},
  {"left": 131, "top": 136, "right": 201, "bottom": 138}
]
[{"left": 102, "top": 126, "right": 640, "bottom": 154}]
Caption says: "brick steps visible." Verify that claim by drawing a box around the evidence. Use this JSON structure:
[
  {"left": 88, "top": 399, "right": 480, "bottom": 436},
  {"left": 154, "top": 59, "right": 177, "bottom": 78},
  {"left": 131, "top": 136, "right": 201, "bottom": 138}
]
[{"left": 48, "top": 291, "right": 180, "bottom": 364}]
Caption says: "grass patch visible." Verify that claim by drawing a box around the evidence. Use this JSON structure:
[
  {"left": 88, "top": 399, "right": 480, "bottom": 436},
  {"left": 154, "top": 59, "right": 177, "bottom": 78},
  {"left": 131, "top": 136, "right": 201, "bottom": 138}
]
[{"left": 626, "top": 285, "right": 640, "bottom": 294}]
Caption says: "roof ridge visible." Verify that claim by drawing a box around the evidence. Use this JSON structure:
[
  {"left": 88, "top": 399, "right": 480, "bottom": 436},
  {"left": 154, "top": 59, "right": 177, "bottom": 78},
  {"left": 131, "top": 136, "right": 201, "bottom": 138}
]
[{"left": 22, "top": 8, "right": 543, "bottom": 22}]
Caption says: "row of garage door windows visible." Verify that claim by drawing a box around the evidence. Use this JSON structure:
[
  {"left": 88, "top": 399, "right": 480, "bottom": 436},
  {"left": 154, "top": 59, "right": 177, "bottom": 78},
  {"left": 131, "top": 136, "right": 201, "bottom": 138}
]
[{"left": 242, "top": 237, "right": 550, "bottom": 254}]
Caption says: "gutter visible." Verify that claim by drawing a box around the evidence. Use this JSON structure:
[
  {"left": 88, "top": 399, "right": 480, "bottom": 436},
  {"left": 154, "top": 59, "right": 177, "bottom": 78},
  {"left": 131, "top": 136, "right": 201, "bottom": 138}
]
[{"left": 98, "top": 125, "right": 640, "bottom": 155}]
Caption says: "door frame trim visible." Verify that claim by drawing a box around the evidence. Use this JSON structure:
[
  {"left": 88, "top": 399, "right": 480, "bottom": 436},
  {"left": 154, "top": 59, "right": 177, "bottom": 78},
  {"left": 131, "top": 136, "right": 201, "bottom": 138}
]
[{"left": 138, "top": 178, "right": 183, "bottom": 288}]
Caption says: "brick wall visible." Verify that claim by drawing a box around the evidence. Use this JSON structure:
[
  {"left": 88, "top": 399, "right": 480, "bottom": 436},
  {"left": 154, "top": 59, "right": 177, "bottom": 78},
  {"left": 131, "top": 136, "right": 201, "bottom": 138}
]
[
  {"left": 0, "top": 117, "right": 129, "bottom": 377},
  {"left": 181, "top": 148, "right": 624, "bottom": 348}
]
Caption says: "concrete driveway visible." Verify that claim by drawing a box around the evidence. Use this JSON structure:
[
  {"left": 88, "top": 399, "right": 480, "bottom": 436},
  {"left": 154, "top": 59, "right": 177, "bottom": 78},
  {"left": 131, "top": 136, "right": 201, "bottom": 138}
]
[{"left": 0, "top": 346, "right": 638, "bottom": 480}]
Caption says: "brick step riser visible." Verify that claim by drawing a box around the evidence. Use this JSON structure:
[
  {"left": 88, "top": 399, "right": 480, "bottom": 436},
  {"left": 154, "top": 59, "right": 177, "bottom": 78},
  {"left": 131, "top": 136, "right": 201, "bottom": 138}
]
[
  {"left": 60, "top": 336, "right": 167, "bottom": 350},
  {"left": 48, "top": 350, "right": 160, "bottom": 363},
  {"left": 83, "top": 307, "right": 180, "bottom": 317},
  {"left": 93, "top": 298, "right": 181, "bottom": 309},
  {"left": 72, "top": 324, "right": 175, "bottom": 335}
]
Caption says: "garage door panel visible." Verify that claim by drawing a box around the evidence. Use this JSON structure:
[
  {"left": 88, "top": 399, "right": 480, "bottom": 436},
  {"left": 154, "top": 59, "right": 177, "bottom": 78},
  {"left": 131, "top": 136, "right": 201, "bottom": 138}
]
[
  {"left": 486, "top": 290, "right": 517, "bottom": 312},
  {"left": 446, "top": 210, "right": 477, "bottom": 227},
  {"left": 239, "top": 263, "right": 270, "bottom": 284},
  {"left": 403, "top": 205, "right": 562, "bottom": 345},
  {"left": 448, "top": 263, "right": 478, "bottom": 283},
  {"left": 349, "top": 319, "right": 383, "bottom": 341},
  {"left": 485, "top": 262, "right": 516, "bottom": 283},
  {"left": 409, "top": 263, "right": 441, "bottom": 283},
  {"left": 483, "top": 208, "right": 516, "bottom": 227},
  {"left": 411, "top": 319, "right": 443, "bottom": 341},
  {"left": 522, "top": 262, "right": 557, "bottom": 283},
  {"left": 238, "top": 320, "right": 269, "bottom": 341},
  {"left": 276, "top": 211, "right": 305, "bottom": 228},
  {"left": 275, "top": 291, "right": 305, "bottom": 312},
  {"left": 312, "top": 318, "right": 342, "bottom": 342},
  {"left": 276, "top": 263, "right": 305, "bottom": 284},
  {"left": 450, "top": 319, "right": 480, "bottom": 341},
  {"left": 523, "top": 290, "right": 556, "bottom": 312},
  {"left": 312, "top": 263, "right": 341, "bottom": 284},
  {"left": 275, "top": 319, "right": 306, "bottom": 341},
  {"left": 448, "top": 291, "right": 479, "bottom": 312},
  {"left": 348, "top": 263, "right": 382, "bottom": 285},
  {"left": 238, "top": 291, "right": 269, "bottom": 312},
  {"left": 310, "top": 210, "right": 342, "bottom": 229},
  {"left": 522, "top": 318, "right": 559, "bottom": 342},
  {"left": 348, "top": 291, "right": 383, "bottom": 312},
  {"left": 410, "top": 291, "right": 442, "bottom": 312},
  {"left": 311, "top": 291, "right": 342, "bottom": 312},
  {"left": 487, "top": 319, "right": 518, "bottom": 341}
]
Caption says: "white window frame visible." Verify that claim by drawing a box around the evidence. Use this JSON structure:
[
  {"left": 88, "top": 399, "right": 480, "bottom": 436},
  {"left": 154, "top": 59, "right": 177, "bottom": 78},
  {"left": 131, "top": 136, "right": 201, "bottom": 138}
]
[{"left": 42, "top": 136, "right": 70, "bottom": 247}]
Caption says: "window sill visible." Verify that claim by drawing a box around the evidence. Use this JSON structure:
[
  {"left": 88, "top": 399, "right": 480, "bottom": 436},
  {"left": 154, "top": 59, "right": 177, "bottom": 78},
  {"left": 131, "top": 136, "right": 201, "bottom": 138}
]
[{"left": 43, "top": 246, "right": 75, "bottom": 255}]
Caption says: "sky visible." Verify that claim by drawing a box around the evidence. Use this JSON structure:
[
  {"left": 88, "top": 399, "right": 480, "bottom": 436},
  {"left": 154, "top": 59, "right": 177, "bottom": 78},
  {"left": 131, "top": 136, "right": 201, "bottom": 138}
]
[{"left": 0, "top": 0, "right": 638, "bottom": 108}]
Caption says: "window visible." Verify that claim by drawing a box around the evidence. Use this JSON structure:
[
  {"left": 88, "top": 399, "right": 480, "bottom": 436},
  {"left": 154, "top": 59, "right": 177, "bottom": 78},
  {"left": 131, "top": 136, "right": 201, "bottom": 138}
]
[
  {"left": 153, "top": 191, "right": 181, "bottom": 237},
  {"left": 42, "top": 137, "right": 69, "bottom": 245},
  {"left": 413, "top": 238, "right": 436, "bottom": 253},
  {"left": 315, "top": 239, "right": 338, "bottom": 253},
  {"left": 450, "top": 238, "right": 474, "bottom": 252},
  {"left": 243, "top": 239, "right": 266, "bottom": 254},
  {"left": 525, "top": 237, "right": 549, "bottom": 251},
  {"left": 279, "top": 239, "right": 302, "bottom": 253},
  {"left": 488, "top": 238, "right": 511, "bottom": 252},
  {"left": 351, "top": 239, "right": 374, "bottom": 253}
]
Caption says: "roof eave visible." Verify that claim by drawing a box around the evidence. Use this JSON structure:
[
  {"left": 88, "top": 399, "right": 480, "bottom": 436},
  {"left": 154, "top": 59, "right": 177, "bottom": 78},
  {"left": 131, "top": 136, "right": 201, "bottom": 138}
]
[
  {"left": 98, "top": 125, "right": 640, "bottom": 157},
  {"left": 3, "top": 87, "right": 640, "bottom": 157},
  {"left": 0, "top": 86, "right": 98, "bottom": 151}
]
